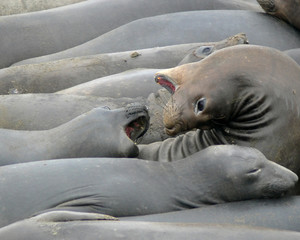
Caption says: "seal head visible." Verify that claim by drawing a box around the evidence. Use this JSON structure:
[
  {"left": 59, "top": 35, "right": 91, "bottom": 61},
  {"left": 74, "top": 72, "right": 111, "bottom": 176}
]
[
  {"left": 178, "top": 33, "right": 249, "bottom": 65},
  {"left": 257, "top": 0, "right": 300, "bottom": 30},
  {"left": 182, "top": 145, "right": 299, "bottom": 202}
]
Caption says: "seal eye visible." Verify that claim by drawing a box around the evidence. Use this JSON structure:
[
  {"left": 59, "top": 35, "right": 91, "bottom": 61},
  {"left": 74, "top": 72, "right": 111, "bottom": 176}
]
[
  {"left": 195, "top": 46, "right": 214, "bottom": 57},
  {"left": 247, "top": 168, "right": 261, "bottom": 175},
  {"left": 194, "top": 98, "right": 206, "bottom": 114}
]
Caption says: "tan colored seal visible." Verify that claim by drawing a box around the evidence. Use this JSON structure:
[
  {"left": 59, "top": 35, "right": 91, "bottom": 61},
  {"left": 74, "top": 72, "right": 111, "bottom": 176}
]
[
  {"left": 138, "top": 45, "right": 300, "bottom": 183},
  {"left": 257, "top": 0, "right": 300, "bottom": 30}
]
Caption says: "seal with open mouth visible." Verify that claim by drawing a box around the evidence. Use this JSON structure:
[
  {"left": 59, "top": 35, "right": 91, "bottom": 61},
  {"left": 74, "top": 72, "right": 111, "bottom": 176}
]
[
  {"left": 138, "top": 45, "right": 300, "bottom": 186},
  {"left": 0, "top": 103, "right": 149, "bottom": 165},
  {"left": 0, "top": 145, "right": 297, "bottom": 228}
]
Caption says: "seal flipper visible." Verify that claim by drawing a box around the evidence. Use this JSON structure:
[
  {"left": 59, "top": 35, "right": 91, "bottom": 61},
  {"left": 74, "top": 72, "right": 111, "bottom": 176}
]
[{"left": 31, "top": 210, "right": 118, "bottom": 222}]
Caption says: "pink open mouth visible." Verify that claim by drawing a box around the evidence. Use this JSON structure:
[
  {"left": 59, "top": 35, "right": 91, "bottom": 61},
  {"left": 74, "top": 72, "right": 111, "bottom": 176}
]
[
  {"left": 125, "top": 116, "right": 148, "bottom": 142},
  {"left": 155, "top": 75, "right": 176, "bottom": 94}
]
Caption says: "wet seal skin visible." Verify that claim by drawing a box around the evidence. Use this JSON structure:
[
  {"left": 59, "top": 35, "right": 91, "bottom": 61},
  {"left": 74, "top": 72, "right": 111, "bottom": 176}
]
[{"left": 0, "top": 145, "right": 297, "bottom": 228}]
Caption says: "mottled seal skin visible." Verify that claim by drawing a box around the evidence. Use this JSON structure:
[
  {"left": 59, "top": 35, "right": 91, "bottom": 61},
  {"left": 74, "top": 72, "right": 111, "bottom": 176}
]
[
  {"left": 0, "top": 145, "right": 297, "bottom": 227},
  {"left": 284, "top": 48, "right": 300, "bottom": 65},
  {"left": 124, "top": 196, "right": 300, "bottom": 232},
  {"left": 0, "top": 0, "right": 259, "bottom": 69},
  {"left": 1, "top": 218, "right": 300, "bottom": 240},
  {"left": 14, "top": 10, "right": 300, "bottom": 65},
  {"left": 138, "top": 45, "right": 300, "bottom": 182},
  {"left": 0, "top": 34, "right": 248, "bottom": 94},
  {"left": 0, "top": 104, "right": 149, "bottom": 165},
  {"left": 0, "top": 0, "right": 86, "bottom": 16},
  {"left": 257, "top": 0, "right": 300, "bottom": 30}
]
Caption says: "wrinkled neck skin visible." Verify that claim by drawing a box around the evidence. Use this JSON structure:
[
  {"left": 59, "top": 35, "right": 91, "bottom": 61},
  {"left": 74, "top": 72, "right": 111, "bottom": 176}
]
[{"left": 139, "top": 46, "right": 300, "bottom": 173}]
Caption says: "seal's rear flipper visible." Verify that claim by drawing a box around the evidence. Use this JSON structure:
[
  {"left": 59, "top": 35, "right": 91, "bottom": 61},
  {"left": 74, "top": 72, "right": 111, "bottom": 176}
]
[{"left": 31, "top": 210, "right": 118, "bottom": 222}]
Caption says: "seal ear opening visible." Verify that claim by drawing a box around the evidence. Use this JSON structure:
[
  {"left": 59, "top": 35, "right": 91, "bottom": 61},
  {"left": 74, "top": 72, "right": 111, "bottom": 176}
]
[{"left": 155, "top": 74, "right": 177, "bottom": 94}]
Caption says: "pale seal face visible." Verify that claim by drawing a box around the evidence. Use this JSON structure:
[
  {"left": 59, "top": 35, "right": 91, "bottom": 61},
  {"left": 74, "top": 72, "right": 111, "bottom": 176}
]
[
  {"left": 257, "top": 0, "right": 300, "bottom": 30},
  {"left": 196, "top": 145, "right": 298, "bottom": 200},
  {"left": 71, "top": 103, "right": 150, "bottom": 158},
  {"left": 110, "top": 103, "right": 150, "bottom": 156}
]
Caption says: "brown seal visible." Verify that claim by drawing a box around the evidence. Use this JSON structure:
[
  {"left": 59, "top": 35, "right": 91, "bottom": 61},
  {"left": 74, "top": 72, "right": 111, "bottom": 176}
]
[
  {"left": 257, "top": 0, "right": 300, "bottom": 30},
  {"left": 138, "top": 45, "right": 300, "bottom": 186}
]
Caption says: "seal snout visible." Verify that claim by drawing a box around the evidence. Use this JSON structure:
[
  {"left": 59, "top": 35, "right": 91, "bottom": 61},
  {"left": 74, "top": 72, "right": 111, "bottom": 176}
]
[{"left": 263, "top": 163, "right": 299, "bottom": 198}]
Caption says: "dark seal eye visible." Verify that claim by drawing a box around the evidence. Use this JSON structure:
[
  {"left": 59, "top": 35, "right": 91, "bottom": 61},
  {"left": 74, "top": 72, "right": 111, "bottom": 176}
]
[
  {"left": 247, "top": 168, "right": 261, "bottom": 175},
  {"left": 194, "top": 98, "right": 206, "bottom": 114},
  {"left": 195, "top": 46, "right": 214, "bottom": 57}
]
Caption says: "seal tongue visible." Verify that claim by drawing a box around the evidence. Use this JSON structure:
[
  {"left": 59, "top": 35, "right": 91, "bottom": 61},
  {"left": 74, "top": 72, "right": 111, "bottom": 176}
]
[
  {"left": 125, "top": 116, "right": 148, "bottom": 142},
  {"left": 155, "top": 75, "right": 176, "bottom": 94}
]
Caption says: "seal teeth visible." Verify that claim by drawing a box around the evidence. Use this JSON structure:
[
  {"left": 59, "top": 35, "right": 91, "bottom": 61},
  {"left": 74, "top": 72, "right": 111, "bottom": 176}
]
[{"left": 125, "top": 116, "right": 148, "bottom": 142}]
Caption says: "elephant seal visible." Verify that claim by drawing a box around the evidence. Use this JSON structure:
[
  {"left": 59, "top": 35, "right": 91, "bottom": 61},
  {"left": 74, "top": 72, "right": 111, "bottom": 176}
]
[
  {"left": 14, "top": 10, "right": 300, "bottom": 65},
  {"left": 0, "top": 34, "right": 247, "bottom": 94},
  {"left": 124, "top": 196, "right": 300, "bottom": 232},
  {"left": 257, "top": 0, "right": 300, "bottom": 30},
  {"left": 138, "top": 45, "right": 300, "bottom": 182},
  {"left": 0, "top": 104, "right": 149, "bottom": 165},
  {"left": 0, "top": 93, "right": 163, "bottom": 144},
  {"left": 0, "top": 0, "right": 259, "bottom": 68},
  {"left": 0, "top": 145, "right": 297, "bottom": 227},
  {"left": 284, "top": 48, "right": 300, "bottom": 65},
  {"left": 57, "top": 68, "right": 163, "bottom": 98},
  {"left": 1, "top": 218, "right": 300, "bottom": 240}
]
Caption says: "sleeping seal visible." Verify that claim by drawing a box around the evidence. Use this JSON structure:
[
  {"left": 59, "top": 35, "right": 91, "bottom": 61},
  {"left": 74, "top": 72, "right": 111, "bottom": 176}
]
[{"left": 0, "top": 145, "right": 297, "bottom": 227}]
